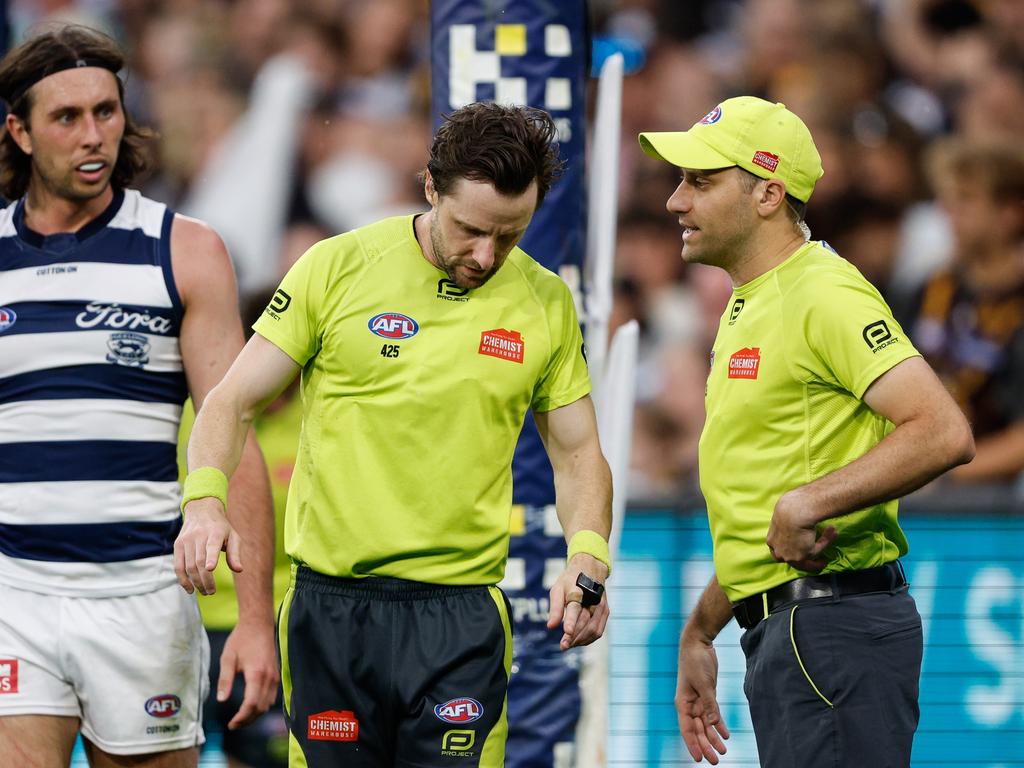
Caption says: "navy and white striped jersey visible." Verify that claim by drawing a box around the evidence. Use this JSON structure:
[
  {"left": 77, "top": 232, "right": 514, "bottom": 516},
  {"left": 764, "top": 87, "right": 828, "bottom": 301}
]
[{"left": 0, "top": 190, "right": 188, "bottom": 596}]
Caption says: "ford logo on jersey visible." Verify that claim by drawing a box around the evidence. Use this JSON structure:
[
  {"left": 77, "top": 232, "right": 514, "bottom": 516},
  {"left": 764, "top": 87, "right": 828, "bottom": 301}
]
[
  {"left": 434, "top": 697, "right": 483, "bottom": 724},
  {"left": 145, "top": 694, "right": 181, "bottom": 718},
  {"left": 368, "top": 312, "right": 419, "bottom": 339}
]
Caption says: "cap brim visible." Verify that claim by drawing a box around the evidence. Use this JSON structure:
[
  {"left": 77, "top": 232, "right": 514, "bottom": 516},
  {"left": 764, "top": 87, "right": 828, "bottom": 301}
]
[{"left": 638, "top": 131, "right": 735, "bottom": 171}]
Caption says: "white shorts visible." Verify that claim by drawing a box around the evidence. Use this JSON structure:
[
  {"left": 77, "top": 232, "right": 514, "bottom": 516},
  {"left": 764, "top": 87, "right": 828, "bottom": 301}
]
[{"left": 0, "top": 581, "right": 209, "bottom": 755}]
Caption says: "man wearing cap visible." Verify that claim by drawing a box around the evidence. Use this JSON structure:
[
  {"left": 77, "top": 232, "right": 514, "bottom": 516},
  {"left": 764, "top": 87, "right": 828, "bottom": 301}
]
[
  {"left": 639, "top": 96, "right": 975, "bottom": 766},
  {"left": 0, "top": 25, "right": 277, "bottom": 766}
]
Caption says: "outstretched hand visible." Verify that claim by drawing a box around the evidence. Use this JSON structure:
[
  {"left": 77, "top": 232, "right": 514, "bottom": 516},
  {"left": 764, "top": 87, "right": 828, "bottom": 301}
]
[
  {"left": 766, "top": 489, "right": 838, "bottom": 572},
  {"left": 174, "top": 498, "right": 242, "bottom": 595}
]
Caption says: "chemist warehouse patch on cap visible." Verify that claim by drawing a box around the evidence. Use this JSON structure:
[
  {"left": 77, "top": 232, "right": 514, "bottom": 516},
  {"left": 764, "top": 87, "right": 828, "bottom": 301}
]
[{"left": 728, "top": 347, "right": 761, "bottom": 379}]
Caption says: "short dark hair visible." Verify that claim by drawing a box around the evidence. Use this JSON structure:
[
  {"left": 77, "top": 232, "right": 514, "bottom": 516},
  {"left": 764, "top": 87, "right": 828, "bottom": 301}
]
[
  {"left": 425, "top": 102, "right": 564, "bottom": 207},
  {"left": 0, "top": 24, "right": 153, "bottom": 200}
]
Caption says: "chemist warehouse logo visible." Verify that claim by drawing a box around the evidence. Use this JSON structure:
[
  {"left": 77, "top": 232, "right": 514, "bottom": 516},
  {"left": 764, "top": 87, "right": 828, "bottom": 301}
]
[
  {"left": 308, "top": 710, "right": 359, "bottom": 742},
  {"left": 862, "top": 320, "right": 898, "bottom": 353},
  {"left": 728, "top": 348, "right": 761, "bottom": 380},
  {"left": 0, "top": 660, "right": 18, "bottom": 693},
  {"left": 479, "top": 329, "right": 524, "bottom": 364}
]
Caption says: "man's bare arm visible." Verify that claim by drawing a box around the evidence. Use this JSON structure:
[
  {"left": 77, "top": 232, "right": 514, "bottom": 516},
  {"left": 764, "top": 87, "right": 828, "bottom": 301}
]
[
  {"left": 177, "top": 332, "right": 300, "bottom": 592},
  {"left": 534, "top": 395, "right": 612, "bottom": 650},
  {"left": 676, "top": 575, "right": 733, "bottom": 764},
  {"left": 767, "top": 356, "right": 975, "bottom": 568}
]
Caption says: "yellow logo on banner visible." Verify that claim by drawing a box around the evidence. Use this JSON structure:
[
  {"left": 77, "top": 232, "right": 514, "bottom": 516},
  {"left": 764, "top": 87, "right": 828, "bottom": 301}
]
[{"left": 447, "top": 22, "right": 573, "bottom": 132}]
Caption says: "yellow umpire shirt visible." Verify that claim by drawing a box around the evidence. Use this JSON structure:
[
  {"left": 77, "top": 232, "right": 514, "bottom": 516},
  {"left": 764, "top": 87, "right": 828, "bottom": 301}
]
[
  {"left": 253, "top": 215, "right": 591, "bottom": 586},
  {"left": 699, "top": 241, "right": 921, "bottom": 602}
]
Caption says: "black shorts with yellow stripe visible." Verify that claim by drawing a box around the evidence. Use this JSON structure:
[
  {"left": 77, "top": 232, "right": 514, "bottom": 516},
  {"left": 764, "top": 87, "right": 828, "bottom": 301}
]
[{"left": 278, "top": 566, "right": 513, "bottom": 767}]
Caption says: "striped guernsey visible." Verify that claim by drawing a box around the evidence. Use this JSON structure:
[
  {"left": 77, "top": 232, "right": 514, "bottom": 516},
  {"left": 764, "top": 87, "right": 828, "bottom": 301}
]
[{"left": 0, "top": 190, "right": 187, "bottom": 596}]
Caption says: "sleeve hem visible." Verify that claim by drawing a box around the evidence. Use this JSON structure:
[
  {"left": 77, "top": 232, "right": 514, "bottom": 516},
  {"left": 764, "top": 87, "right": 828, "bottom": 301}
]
[
  {"left": 253, "top": 325, "right": 309, "bottom": 366},
  {"left": 851, "top": 350, "right": 921, "bottom": 398},
  {"left": 532, "top": 381, "right": 592, "bottom": 413}
]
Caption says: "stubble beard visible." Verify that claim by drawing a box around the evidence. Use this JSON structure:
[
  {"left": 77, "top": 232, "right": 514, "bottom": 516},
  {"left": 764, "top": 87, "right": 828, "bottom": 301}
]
[
  {"left": 35, "top": 162, "right": 112, "bottom": 204},
  {"left": 429, "top": 216, "right": 496, "bottom": 290},
  {"left": 684, "top": 216, "right": 755, "bottom": 272}
]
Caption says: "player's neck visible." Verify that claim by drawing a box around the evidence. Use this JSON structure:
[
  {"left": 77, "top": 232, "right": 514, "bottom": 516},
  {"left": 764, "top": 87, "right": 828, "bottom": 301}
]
[
  {"left": 414, "top": 210, "right": 439, "bottom": 269},
  {"left": 22, "top": 182, "right": 115, "bottom": 236},
  {"left": 727, "top": 226, "right": 808, "bottom": 288}
]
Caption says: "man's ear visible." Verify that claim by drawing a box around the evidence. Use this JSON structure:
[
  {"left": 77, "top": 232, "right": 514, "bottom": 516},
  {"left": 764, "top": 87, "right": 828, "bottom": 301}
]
[
  {"left": 423, "top": 171, "right": 438, "bottom": 207},
  {"left": 6, "top": 113, "right": 32, "bottom": 156},
  {"left": 756, "top": 178, "right": 788, "bottom": 217}
]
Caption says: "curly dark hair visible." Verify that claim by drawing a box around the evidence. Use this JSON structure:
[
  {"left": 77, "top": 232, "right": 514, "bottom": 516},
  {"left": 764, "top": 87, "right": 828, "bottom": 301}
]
[
  {"left": 0, "top": 24, "right": 153, "bottom": 200},
  {"left": 425, "top": 102, "right": 564, "bottom": 207}
]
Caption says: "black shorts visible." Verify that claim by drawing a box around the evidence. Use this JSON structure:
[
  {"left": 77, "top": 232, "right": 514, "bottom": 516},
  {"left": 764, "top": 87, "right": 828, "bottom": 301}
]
[{"left": 278, "top": 567, "right": 513, "bottom": 767}]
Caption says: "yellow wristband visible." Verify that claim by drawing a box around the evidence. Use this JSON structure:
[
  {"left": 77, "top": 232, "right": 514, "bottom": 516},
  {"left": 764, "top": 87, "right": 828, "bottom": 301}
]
[
  {"left": 181, "top": 466, "right": 228, "bottom": 512},
  {"left": 567, "top": 530, "right": 612, "bottom": 576}
]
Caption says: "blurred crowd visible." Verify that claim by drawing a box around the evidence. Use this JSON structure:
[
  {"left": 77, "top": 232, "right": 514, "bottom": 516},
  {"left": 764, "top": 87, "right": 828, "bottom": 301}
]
[{"left": 8, "top": 0, "right": 1024, "bottom": 500}]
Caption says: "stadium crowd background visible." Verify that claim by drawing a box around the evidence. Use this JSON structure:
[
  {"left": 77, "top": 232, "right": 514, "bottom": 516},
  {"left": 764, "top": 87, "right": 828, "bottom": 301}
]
[
  {"left": 3, "top": 1, "right": 1023, "bottom": 767},
  {"left": 7, "top": 0, "right": 1022, "bottom": 488},
  {"left": 9, "top": 0, "right": 1022, "bottom": 504}
]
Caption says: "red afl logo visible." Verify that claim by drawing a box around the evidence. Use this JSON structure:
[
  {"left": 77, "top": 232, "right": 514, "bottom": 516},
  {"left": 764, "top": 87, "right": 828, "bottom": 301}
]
[
  {"left": 0, "top": 307, "right": 16, "bottom": 333},
  {"left": 145, "top": 694, "right": 181, "bottom": 718},
  {"left": 434, "top": 697, "right": 483, "bottom": 724},
  {"left": 368, "top": 312, "right": 419, "bottom": 339},
  {"left": 700, "top": 105, "right": 722, "bottom": 125}
]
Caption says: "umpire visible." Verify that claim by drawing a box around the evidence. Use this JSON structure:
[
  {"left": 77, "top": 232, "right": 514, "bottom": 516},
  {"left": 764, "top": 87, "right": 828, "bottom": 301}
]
[{"left": 639, "top": 97, "right": 975, "bottom": 766}]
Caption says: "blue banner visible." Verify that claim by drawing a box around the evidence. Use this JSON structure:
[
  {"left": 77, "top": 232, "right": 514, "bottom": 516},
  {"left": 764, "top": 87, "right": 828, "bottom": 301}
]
[
  {"left": 610, "top": 508, "right": 1024, "bottom": 766},
  {"left": 430, "top": 0, "right": 588, "bottom": 504},
  {"left": 0, "top": 0, "right": 7, "bottom": 56}
]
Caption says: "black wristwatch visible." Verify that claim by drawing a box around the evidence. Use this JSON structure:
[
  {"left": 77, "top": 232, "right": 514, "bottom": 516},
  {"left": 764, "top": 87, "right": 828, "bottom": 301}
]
[{"left": 576, "top": 573, "right": 605, "bottom": 608}]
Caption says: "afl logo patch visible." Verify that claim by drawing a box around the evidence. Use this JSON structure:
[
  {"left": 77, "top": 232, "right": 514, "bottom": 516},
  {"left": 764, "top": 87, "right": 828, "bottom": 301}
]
[
  {"left": 368, "top": 312, "right": 419, "bottom": 339},
  {"left": 144, "top": 694, "right": 181, "bottom": 718},
  {"left": 434, "top": 697, "right": 483, "bottom": 724},
  {"left": 0, "top": 307, "right": 16, "bottom": 332},
  {"left": 699, "top": 105, "right": 722, "bottom": 125}
]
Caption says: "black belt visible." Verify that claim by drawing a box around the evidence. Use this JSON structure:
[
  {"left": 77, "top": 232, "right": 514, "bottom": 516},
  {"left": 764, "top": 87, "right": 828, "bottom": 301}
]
[{"left": 732, "top": 561, "right": 907, "bottom": 630}]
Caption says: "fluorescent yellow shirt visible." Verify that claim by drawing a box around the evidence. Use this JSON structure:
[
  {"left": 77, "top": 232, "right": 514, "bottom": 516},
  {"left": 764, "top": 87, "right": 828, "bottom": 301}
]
[
  {"left": 252, "top": 215, "right": 590, "bottom": 585},
  {"left": 699, "top": 241, "right": 921, "bottom": 602}
]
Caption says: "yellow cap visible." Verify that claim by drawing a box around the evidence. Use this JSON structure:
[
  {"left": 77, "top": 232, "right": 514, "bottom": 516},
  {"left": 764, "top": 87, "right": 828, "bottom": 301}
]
[{"left": 638, "top": 96, "right": 824, "bottom": 203}]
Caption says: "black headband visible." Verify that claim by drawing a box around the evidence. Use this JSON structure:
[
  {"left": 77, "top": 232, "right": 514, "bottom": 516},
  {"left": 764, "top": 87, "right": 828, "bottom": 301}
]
[{"left": 5, "top": 57, "right": 121, "bottom": 107}]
